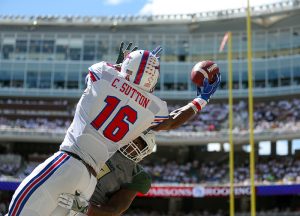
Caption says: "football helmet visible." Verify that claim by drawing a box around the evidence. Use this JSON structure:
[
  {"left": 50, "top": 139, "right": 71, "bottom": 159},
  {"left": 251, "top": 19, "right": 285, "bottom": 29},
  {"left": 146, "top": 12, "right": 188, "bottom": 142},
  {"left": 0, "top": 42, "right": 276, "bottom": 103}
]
[
  {"left": 119, "top": 131, "right": 156, "bottom": 163},
  {"left": 120, "top": 50, "right": 160, "bottom": 92}
]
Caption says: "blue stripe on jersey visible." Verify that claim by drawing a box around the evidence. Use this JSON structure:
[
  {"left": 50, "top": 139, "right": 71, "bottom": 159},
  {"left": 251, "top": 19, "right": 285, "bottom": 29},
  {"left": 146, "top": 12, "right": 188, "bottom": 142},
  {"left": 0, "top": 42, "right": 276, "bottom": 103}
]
[
  {"left": 92, "top": 71, "right": 100, "bottom": 80},
  {"left": 9, "top": 153, "right": 70, "bottom": 216},
  {"left": 154, "top": 116, "right": 169, "bottom": 118},
  {"left": 88, "top": 67, "right": 100, "bottom": 80}
]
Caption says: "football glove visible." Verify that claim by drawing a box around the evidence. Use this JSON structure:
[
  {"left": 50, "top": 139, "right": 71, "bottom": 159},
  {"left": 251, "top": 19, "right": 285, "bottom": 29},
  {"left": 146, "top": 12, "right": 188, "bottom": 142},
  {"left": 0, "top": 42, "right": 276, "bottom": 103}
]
[
  {"left": 115, "top": 42, "right": 138, "bottom": 64},
  {"left": 58, "top": 192, "right": 89, "bottom": 214},
  {"left": 197, "top": 73, "right": 221, "bottom": 102}
]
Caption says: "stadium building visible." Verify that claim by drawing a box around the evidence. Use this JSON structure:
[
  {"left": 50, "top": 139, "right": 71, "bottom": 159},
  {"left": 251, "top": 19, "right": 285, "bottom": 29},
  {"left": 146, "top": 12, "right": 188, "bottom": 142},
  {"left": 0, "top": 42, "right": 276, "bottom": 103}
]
[{"left": 1, "top": 0, "right": 300, "bottom": 215}]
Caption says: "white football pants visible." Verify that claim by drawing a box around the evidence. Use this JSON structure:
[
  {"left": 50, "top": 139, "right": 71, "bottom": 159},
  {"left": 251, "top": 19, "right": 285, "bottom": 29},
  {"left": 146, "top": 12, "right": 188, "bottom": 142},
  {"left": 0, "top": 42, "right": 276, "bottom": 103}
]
[{"left": 7, "top": 151, "right": 97, "bottom": 216}]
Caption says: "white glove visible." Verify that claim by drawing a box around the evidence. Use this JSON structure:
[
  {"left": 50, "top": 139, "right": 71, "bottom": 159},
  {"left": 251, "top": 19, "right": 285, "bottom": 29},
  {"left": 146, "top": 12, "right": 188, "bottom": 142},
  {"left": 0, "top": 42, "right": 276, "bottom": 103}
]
[{"left": 58, "top": 193, "right": 89, "bottom": 214}]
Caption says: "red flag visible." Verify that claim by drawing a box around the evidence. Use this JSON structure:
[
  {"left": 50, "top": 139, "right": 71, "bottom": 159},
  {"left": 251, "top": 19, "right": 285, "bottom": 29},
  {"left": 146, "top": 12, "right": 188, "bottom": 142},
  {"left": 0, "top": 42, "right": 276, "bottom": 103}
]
[{"left": 219, "top": 32, "right": 229, "bottom": 52}]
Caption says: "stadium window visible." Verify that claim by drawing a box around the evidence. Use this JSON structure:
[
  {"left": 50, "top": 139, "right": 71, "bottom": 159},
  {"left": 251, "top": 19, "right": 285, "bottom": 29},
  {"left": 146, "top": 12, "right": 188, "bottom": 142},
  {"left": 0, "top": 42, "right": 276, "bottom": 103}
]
[
  {"left": 67, "top": 65, "right": 80, "bottom": 89},
  {"left": 177, "top": 40, "right": 189, "bottom": 62},
  {"left": 278, "top": 29, "right": 291, "bottom": 53},
  {"left": 54, "top": 71, "right": 66, "bottom": 89},
  {"left": 267, "top": 30, "right": 279, "bottom": 58},
  {"left": 176, "top": 65, "right": 189, "bottom": 90},
  {"left": 241, "top": 69, "right": 248, "bottom": 89},
  {"left": 56, "top": 37, "right": 69, "bottom": 60},
  {"left": 42, "top": 40, "right": 54, "bottom": 61},
  {"left": 29, "top": 39, "right": 42, "bottom": 59},
  {"left": 26, "top": 71, "right": 38, "bottom": 88},
  {"left": 83, "top": 40, "right": 96, "bottom": 61},
  {"left": 0, "top": 70, "right": 11, "bottom": 87},
  {"left": 2, "top": 37, "right": 15, "bottom": 60},
  {"left": 276, "top": 140, "right": 288, "bottom": 156},
  {"left": 96, "top": 39, "right": 108, "bottom": 60},
  {"left": 293, "top": 61, "right": 300, "bottom": 85},
  {"left": 253, "top": 31, "right": 267, "bottom": 59},
  {"left": 267, "top": 60, "right": 279, "bottom": 87},
  {"left": 39, "top": 71, "right": 51, "bottom": 89},
  {"left": 11, "top": 63, "right": 25, "bottom": 88},
  {"left": 292, "top": 139, "right": 300, "bottom": 155},
  {"left": 254, "top": 62, "right": 266, "bottom": 88},
  {"left": 164, "top": 35, "right": 177, "bottom": 62},
  {"left": 279, "top": 69, "right": 291, "bottom": 86},
  {"left": 292, "top": 27, "right": 300, "bottom": 54},
  {"left": 258, "top": 141, "right": 271, "bottom": 155},
  {"left": 232, "top": 66, "right": 240, "bottom": 89},
  {"left": 15, "top": 39, "right": 28, "bottom": 53},
  {"left": 207, "top": 143, "right": 221, "bottom": 152},
  {"left": 219, "top": 62, "right": 227, "bottom": 90},
  {"left": 162, "top": 64, "right": 175, "bottom": 90},
  {"left": 69, "top": 46, "right": 82, "bottom": 61}
]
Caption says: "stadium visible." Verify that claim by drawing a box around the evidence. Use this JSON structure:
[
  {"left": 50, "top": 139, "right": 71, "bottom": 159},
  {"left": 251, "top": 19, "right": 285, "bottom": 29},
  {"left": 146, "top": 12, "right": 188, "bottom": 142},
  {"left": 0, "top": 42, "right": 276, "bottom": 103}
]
[{"left": 1, "top": 0, "right": 300, "bottom": 215}]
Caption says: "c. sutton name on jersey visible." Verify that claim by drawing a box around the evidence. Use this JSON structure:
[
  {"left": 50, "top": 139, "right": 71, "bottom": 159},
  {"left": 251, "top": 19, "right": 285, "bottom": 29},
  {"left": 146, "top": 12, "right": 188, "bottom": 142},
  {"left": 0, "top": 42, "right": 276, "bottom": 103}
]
[{"left": 111, "top": 78, "right": 150, "bottom": 109}]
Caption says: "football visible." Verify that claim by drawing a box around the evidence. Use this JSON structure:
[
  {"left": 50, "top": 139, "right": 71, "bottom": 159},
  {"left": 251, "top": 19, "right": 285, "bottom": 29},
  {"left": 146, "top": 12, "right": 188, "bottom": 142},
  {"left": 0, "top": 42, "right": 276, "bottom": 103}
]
[{"left": 191, "top": 60, "right": 220, "bottom": 87}]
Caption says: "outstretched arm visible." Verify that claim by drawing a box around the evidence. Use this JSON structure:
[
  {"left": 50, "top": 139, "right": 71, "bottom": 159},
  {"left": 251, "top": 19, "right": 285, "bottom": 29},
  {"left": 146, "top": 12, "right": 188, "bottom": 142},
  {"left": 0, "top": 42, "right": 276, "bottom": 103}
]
[
  {"left": 150, "top": 104, "right": 196, "bottom": 131},
  {"left": 151, "top": 75, "right": 221, "bottom": 131}
]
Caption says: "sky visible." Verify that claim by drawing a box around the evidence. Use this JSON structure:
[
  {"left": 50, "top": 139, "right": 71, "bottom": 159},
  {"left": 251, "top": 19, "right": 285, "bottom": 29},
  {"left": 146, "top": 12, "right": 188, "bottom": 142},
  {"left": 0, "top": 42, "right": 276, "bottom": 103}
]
[{"left": 0, "top": 0, "right": 283, "bottom": 17}]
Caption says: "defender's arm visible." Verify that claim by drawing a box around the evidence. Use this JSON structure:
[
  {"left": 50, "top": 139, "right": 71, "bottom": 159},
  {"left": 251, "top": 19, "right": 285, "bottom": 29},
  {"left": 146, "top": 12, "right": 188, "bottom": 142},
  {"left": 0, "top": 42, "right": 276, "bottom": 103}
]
[{"left": 87, "top": 189, "right": 137, "bottom": 216}]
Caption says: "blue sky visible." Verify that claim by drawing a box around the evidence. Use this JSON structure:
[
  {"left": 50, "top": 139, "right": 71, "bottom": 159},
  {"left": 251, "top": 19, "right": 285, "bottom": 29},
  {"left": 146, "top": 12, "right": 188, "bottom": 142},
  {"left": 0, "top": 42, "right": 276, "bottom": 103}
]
[
  {"left": 0, "top": 0, "right": 282, "bottom": 16},
  {"left": 0, "top": 0, "right": 147, "bottom": 16}
]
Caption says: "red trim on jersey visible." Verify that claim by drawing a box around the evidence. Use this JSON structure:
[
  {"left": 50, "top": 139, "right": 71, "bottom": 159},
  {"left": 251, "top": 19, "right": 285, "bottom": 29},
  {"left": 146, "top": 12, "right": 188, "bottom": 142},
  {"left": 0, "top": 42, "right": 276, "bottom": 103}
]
[
  {"left": 89, "top": 71, "right": 97, "bottom": 82},
  {"left": 134, "top": 50, "right": 150, "bottom": 85},
  {"left": 192, "top": 100, "right": 202, "bottom": 112}
]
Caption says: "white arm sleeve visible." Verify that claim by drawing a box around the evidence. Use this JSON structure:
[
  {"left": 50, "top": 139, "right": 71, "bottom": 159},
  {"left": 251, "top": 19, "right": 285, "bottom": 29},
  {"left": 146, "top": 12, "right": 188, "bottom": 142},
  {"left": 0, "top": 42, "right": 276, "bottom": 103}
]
[{"left": 151, "top": 101, "right": 169, "bottom": 126}]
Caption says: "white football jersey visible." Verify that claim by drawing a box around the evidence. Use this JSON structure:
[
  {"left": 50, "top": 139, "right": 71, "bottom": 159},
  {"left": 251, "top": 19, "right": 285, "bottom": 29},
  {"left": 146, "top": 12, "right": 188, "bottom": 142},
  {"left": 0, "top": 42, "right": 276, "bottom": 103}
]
[{"left": 60, "top": 62, "right": 169, "bottom": 174}]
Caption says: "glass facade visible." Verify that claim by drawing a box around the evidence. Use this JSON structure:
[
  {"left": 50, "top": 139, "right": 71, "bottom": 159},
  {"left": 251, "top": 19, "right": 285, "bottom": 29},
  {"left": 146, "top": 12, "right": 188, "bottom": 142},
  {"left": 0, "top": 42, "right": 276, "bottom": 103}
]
[{"left": 1, "top": 24, "right": 300, "bottom": 98}]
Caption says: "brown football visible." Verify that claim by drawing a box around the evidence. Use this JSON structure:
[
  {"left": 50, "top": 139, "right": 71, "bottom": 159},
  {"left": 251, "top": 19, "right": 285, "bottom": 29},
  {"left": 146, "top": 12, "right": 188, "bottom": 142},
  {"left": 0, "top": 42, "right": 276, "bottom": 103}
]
[{"left": 191, "top": 60, "right": 220, "bottom": 87}]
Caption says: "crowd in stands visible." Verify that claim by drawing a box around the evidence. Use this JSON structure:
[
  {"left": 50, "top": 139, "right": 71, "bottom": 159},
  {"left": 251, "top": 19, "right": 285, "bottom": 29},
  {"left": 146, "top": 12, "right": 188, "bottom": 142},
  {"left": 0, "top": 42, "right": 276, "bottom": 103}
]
[
  {"left": 1, "top": 153, "right": 300, "bottom": 185},
  {"left": 0, "top": 98, "right": 300, "bottom": 134},
  {"left": 0, "top": 154, "right": 21, "bottom": 177},
  {"left": 142, "top": 156, "right": 300, "bottom": 184},
  {"left": 0, "top": 117, "right": 70, "bottom": 132},
  {"left": 169, "top": 99, "right": 300, "bottom": 133},
  {"left": 0, "top": 99, "right": 69, "bottom": 106}
]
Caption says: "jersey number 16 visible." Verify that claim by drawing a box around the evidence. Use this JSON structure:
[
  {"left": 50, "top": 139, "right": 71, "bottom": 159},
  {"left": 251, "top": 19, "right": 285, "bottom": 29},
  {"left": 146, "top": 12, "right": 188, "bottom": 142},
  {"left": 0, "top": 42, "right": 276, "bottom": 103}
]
[{"left": 91, "top": 96, "right": 137, "bottom": 142}]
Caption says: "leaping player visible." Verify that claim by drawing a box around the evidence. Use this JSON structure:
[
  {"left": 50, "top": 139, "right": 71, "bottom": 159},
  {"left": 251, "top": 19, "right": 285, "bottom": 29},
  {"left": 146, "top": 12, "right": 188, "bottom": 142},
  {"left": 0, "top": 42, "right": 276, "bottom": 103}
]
[{"left": 7, "top": 43, "right": 220, "bottom": 216}]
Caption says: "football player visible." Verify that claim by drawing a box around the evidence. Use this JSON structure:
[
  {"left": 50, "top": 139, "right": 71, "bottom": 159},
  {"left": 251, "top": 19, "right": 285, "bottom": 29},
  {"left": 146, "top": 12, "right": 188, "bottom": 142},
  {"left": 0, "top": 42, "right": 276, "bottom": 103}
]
[
  {"left": 7, "top": 43, "right": 220, "bottom": 216},
  {"left": 57, "top": 130, "right": 155, "bottom": 216}
]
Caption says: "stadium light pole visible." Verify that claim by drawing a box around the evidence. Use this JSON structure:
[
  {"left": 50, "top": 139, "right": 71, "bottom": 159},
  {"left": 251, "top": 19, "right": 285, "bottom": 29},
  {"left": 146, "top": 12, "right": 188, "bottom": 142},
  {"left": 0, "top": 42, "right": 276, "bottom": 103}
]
[
  {"left": 219, "top": 31, "right": 234, "bottom": 216},
  {"left": 246, "top": 0, "right": 257, "bottom": 216},
  {"left": 227, "top": 31, "right": 235, "bottom": 216}
]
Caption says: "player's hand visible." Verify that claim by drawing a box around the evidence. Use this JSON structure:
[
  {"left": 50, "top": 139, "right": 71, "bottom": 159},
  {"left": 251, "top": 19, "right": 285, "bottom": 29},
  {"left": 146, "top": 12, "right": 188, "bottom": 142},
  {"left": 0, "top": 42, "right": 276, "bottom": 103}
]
[
  {"left": 58, "top": 192, "right": 89, "bottom": 214},
  {"left": 197, "top": 73, "right": 221, "bottom": 102},
  {"left": 115, "top": 42, "right": 138, "bottom": 64}
]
